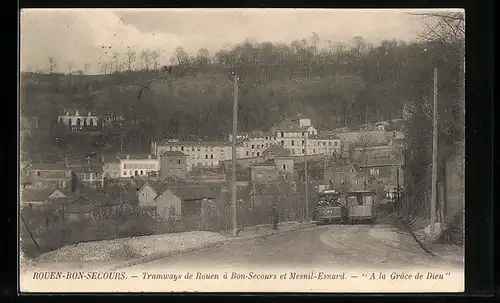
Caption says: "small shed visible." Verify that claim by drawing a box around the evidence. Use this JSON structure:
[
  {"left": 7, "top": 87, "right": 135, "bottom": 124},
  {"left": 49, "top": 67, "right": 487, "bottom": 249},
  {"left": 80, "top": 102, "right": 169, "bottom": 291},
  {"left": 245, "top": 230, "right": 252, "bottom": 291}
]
[
  {"left": 154, "top": 186, "right": 215, "bottom": 220},
  {"left": 21, "top": 188, "right": 67, "bottom": 211}
]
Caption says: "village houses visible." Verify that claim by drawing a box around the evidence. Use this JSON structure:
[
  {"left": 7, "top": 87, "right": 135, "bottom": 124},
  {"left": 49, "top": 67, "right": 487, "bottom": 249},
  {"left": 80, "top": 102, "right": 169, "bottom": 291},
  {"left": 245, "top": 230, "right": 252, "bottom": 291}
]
[
  {"left": 152, "top": 115, "right": 342, "bottom": 172},
  {"left": 118, "top": 153, "right": 159, "bottom": 178}
]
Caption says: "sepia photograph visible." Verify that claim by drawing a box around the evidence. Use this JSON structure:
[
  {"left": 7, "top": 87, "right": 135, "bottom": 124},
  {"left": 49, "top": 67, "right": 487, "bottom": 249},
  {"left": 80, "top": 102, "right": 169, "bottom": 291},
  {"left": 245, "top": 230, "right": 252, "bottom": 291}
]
[{"left": 19, "top": 8, "right": 465, "bottom": 293}]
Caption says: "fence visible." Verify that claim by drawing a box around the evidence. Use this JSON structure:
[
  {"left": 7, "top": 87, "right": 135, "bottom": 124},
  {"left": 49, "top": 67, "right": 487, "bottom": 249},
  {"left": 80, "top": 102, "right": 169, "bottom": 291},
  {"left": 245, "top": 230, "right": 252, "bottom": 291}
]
[
  {"left": 20, "top": 204, "right": 196, "bottom": 258},
  {"left": 21, "top": 180, "right": 320, "bottom": 257}
]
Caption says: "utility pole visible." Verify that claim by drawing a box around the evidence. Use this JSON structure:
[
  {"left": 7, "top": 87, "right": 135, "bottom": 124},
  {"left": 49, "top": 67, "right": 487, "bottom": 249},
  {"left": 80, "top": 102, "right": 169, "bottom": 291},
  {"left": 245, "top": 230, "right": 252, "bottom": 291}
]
[
  {"left": 430, "top": 67, "right": 438, "bottom": 235},
  {"left": 365, "top": 104, "right": 368, "bottom": 124},
  {"left": 231, "top": 72, "right": 239, "bottom": 237},
  {"left": 304, "top": 137, "right": 309, "bottom": 221}
]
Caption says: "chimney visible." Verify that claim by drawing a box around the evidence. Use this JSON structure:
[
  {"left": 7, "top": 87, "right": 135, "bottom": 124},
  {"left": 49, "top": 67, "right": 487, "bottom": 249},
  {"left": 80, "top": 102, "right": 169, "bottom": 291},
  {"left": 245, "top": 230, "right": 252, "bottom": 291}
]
[{"left": 126, "top": 155, "right": 130, "bottom": 160}]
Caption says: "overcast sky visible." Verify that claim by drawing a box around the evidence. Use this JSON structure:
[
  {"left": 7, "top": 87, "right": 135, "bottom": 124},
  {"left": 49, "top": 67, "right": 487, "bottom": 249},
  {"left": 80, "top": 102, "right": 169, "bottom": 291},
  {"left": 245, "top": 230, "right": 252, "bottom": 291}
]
[{"left": 20, "top": 8, "right": 453, "bottom": 74}]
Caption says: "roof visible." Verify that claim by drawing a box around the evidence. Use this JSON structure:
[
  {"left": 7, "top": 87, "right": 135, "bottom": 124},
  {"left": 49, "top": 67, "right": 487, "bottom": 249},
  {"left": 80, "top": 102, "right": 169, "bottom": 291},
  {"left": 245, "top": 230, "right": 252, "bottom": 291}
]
[
  {"left": 21, "top": 188, "right": 65, "bottom": 202},
  {"left": 160, "top": 151, "right": 186, "bottom": 156},
  {"left": 262, "top": 145, "right": 291, "bottom": 157},
  {"left": 309, "top": 134, "right": 340, "bottom": 140},
  {"left": 167, "top": 186, "right": 216, "bottom": 201},
  {"left": 250, "top": 162, "right": 276, "bottom": 167},
  {"left": 118, "top": 153, "right": 157, "bottom": 160},
  {"left": 347, "top": 190, "right": 376, "bottom": 194},
  {"left": 359, "top": 158, "right": 403, "bottom": 167},
  {"left": 61, "top": 108, "right": 94, "bottom": 116},
  {"left": 65, "top": 157, "right": 102, "bottom": 167},
  {"left": 71, "top": 166, "right": 104, "bottom": 174},
  {"left": 274, "top": 119, "right": 309, "bottom": 133},
  {"left": 79, "top": 188, "right": 120, "bottom": 206},
  {"left": 101, "top": 154, "right": 121, "bottom": 163},
  {"left": 30, "top": 163, "right": 69, "bottom": 171},
  {"left": 141, "top": 181, "right": 170, "bottom": 195},
  {"left": 160, "top": 140, "right": 231, "bottom": 147}
]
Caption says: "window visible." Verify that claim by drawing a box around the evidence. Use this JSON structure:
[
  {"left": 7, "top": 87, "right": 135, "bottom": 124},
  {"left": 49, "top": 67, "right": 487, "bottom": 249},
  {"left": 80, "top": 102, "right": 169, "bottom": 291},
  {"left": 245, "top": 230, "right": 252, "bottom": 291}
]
[
  {"left": 302, "top": 140, "right": 305, "bottom": 145},
  {"left": 329, "top": 142, "right": 332, "bottom": 146},
  {"left": 169, "top": 160, "right": 173, "bottom": 164},
  {"left": 181, "top": 147, "right": 184, "bottom": 151},
  {"left": 246, "top": 151, "right": 249, "bottom": 156},
  {"left": 313, "top": 149, "right": 316, "bottom": 153},
  {"left": 281, "top": 140, "right": 284, "bottom": 146},
  {"left": 205, "top": 155, "right": 208, "bottom": 159},
  {"left": 135, "top": 171, "right": 138, "bottom": 176},
  {"left": 252, "top": 145, "right": 255, "bottom": 149},
  {"left": 140, "top": 170, "right": 144, "bottom": 175},
  {"left": 257, "top": 152, "right": 260, "bottom": 157},
  {"left": 302, "top": 132, "right": 306, "bottom": 137},
  {"left": 334, "top": 141, "right": 339, "bottom": 146},
  {"left": 177, "top": 160, "right": 181, "bottom": 164},
  {"left": 302, "top": 149, "right": 305, "bottom": 154},
  {"left": 123, "top": 164, "right": 127, "bottom": 169},
  {"left": 280, "top": 132, "right": 284, "bottom": 137},
  {"left": 252, "top": 152, "right": 255, "bottom": 157},
  {"left": 291, "top": 140, "right": 295, "bottom": 146},
  {"left": 36, "top": 171, "right": 41, "bottom": 176},
  {"left": 124, "top": 171, "right": 127, "bottom": 176},
  {"left": 211, "top": 155, "right": 214, "bottom": 159},
  {"left": 323, "top": 142, "right": 326, "bottom": 146},
  {"left": 282, "top": 164, "right": 286, "bottom": 170},
  {"left": 81, "top": 174, "right": 85, "bottom": 180}
]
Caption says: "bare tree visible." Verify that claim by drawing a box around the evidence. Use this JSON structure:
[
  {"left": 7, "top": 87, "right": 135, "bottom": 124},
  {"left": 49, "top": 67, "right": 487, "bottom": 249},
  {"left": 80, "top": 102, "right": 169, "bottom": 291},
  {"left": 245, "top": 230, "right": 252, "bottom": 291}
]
[
  {"left": 125, "top": 49, "right": 136, "bottom": 71},
  {"left": 140, "top": 50, "right": 151, "bottom": 71},
  {"left": 84, "top": 63, "right": 91, "bottom": 74},
  {"left": 174, "top": 46, "right": 190, "bottom": 66},
  {"left": 101, "top": 62, "right": 109, "bottom": 75},
  {"left": 48, "top": 57, "right": 57, "bottom": 75},
  {"left": 111, "top": 52, "right": 121, "bottom": 72},
  {"left": 410, "top": 11, "right": 465, "bottom": 44},
  {"left": 150, "top": 50, "right": 161, "bottom": 71}
]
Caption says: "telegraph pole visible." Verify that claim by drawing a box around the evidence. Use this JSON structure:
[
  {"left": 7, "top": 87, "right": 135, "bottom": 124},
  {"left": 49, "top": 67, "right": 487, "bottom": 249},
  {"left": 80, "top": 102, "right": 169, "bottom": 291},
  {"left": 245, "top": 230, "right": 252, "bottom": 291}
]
[
  {"left": 231, "top": 73, "right": 239, "bottom": 237},
  {"left": 430, "top": 67, "right": 438, "bottom": 235},
  {"left": 304, "top": 138, "right": 309, "bottom": 221}
]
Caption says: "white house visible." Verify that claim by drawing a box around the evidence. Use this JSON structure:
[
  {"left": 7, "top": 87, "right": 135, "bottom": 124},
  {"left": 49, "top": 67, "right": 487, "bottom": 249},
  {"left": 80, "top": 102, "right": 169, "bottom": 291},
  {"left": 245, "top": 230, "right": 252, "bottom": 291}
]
[
  {"left": 118, "top": 154, "right": 159, "bottom": 178},
  {"left": 154, "top": 141, "right": 243, "bottom": 171},
  {"left": 306, "top": 134, "right": 342, "bottom": 156},
  {"left": 57, "top": 109, "right": 100, "bottom": 131}
]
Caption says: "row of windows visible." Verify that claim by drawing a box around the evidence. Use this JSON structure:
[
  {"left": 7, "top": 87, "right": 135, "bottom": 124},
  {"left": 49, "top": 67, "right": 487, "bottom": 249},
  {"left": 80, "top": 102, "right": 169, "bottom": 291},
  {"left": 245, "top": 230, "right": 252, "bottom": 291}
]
[
  {"left": 167, "top": 146, "right": 231, "bottom": 152},
  {"left": 123, "top": 169, "right": 154, "bottom": 176},
  {"left": 245, "top": 143, "right": 272, "bottom": 149},
  {"left": 167, "top": 160, "right": 182, "bottom": 165},
  {"left": 245, "top": 151, "right": 262, "bottom": 157},
  {"left": 123, "top": 163, "right": 156, "bottom": 169}
]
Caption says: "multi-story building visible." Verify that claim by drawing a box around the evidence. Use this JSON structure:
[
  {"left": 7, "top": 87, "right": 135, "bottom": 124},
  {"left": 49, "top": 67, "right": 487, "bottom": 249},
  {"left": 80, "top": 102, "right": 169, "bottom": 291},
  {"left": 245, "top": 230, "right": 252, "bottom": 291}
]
[
  {"left": 307, "top": 134, "right": 342, "bottom": 156},
  {"left": 153, "top": 140, "right": 243, "bottom": 171},
  {"left": 28, "top": 163, "right": 72, "bottom": 189},
  {"left": 119, "top": 154, "right": 159, "bottom": 178},
  {"left": 152, "top": 115, "right": 343, "bottom": 172},
  {"left": 159, "top": 151, "right": 188, "bottom": 180},
  {"left": 64, "top": 157, "right": 105, "bottom": 189},
  {"left": 241, "top": 132, "right": 277, "bottom": 158},
  {"left": 57, "top": 109, "right": 100, "bottom": 131}
]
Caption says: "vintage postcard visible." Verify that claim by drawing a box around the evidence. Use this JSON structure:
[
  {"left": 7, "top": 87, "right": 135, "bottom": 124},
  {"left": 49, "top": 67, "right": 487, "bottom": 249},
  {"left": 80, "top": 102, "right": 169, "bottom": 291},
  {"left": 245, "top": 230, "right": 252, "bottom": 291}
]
[{"left": 19, "top": 8, "right": 465, "bottom": 293}]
